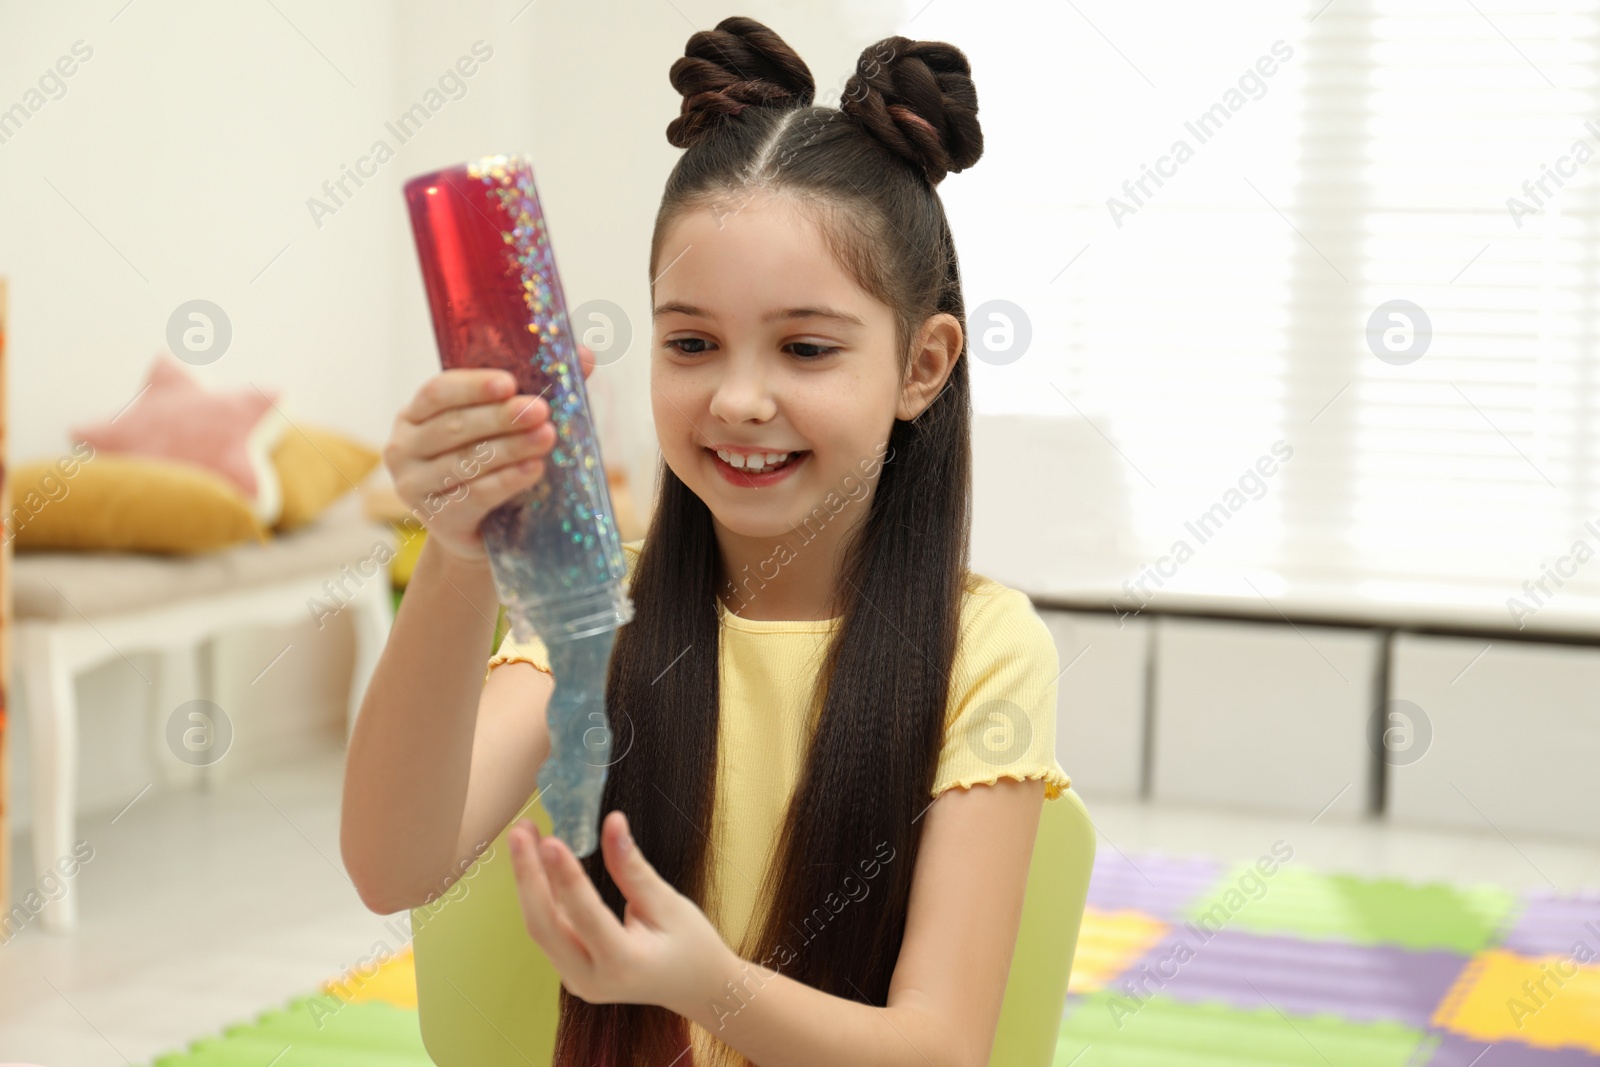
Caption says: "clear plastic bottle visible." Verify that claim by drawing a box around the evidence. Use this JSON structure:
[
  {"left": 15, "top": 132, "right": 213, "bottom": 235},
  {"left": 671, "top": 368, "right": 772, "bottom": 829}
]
[{"left": 404, "top": 154, "right": 632, "bottom": 858}]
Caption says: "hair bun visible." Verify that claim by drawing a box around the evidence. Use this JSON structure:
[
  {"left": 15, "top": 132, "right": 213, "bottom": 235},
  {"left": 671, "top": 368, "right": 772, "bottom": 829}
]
[
  {"left": 840, "top": 36, "right": 982, "bottom": 185},
  {"left": 666, "top": 16, "right": 816, "bottom": 149}
]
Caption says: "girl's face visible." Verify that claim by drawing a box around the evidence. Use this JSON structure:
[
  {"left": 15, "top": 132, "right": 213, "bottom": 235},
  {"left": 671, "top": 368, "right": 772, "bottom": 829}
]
[{"left": 650, "top": 190, "right": 945, "bottom": 540}]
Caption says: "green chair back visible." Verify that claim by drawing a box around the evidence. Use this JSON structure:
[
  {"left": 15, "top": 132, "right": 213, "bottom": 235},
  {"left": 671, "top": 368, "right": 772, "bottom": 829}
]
[{"left": 412, "top": 787, "right": 1096, "bottom": 1066}]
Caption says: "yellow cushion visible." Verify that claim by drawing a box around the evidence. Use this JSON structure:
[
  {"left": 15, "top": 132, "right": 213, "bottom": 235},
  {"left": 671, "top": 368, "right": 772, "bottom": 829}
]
[
  {"left": 10, "top": 451, "right": 268, "bottom": 554},
  {"left": 389, "top": 522, "right": 427, "bottom": 588},
  {"left": 271, "top": 425, "right": 381, "bottom": 533}
]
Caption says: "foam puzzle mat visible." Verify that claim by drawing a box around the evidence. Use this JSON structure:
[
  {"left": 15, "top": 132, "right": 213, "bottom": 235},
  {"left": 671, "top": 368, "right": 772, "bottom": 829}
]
[
  {"left": 141, "top": 852, "right": 1600, "bottom": 1065},
  {"left": 1064, "top": 849, "right": 1600, "bottom": 1065}
]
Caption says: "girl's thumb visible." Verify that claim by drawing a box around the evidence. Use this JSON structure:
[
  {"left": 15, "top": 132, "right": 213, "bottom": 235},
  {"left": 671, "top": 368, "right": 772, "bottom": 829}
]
[{"left": 610, "top": 813, "right": 658, "bottom": 890}]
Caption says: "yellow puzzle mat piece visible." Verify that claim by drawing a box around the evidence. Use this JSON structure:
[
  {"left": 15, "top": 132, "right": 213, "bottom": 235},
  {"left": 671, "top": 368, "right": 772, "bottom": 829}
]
[
  {"left": 1432, "top": 948, "right": 1600, "bottom": 1053},
  {"left": 319, "top": 942, "right": 419, "bottom": 1010},
  {"left": 1067, "top": 906, "right": 1171, "bottom": 995}
]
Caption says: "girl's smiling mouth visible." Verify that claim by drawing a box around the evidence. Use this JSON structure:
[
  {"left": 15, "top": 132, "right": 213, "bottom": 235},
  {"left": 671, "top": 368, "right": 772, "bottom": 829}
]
[{"left": 705, "top": 446, "right": 811, "bottom": 486}]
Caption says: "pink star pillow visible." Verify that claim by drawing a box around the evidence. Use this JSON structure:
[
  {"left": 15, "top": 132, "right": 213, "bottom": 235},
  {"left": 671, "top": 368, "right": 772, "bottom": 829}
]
[{"left": 72, "top": 352, "right": 290, "bottom": 526}]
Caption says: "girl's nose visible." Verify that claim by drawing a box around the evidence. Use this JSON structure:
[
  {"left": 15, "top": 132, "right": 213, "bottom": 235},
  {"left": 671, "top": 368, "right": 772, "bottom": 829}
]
[{"left": 707, "top": 352, "right": 777, "bottom": 424}]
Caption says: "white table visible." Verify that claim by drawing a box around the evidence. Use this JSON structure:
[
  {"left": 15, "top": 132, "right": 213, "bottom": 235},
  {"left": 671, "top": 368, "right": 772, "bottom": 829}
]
[{"left": 13, "top": 493, "right": 394, "bottom": 933}]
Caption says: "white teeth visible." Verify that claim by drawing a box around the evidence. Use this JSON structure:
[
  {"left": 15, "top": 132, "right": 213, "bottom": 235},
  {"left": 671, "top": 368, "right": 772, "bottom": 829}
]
[{"left": 715, "top": 449, "right": 793, "bottom": 473}]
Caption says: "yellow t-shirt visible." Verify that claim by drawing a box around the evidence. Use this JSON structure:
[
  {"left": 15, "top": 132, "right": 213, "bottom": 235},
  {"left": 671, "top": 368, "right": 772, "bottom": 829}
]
[{"left": 484, "top": 537, "right": 1071, "bottom": 1063}]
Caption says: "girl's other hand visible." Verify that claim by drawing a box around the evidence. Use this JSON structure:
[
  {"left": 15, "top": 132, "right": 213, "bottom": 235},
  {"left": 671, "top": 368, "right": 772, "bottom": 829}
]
[
  {"left": 508, "top": 810, "right": 737, "bottom": 1016},
  {"left": 384, "top": 344, "right": 597, "bottom": 564}
]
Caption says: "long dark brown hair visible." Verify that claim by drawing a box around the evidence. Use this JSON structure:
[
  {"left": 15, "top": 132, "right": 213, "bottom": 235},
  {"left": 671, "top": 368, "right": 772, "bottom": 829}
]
[{"left": 554, "top": 16, "right": 985, "bottom": 1066}]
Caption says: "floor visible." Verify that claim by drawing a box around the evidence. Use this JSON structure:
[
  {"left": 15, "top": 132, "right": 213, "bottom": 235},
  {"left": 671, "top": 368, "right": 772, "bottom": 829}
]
[
  {"left": 0, "top": 741, "right": 397, "bottom": 1066},
  {"left": 2, "top": 740, "right": 1597, "bottom": 1067}
]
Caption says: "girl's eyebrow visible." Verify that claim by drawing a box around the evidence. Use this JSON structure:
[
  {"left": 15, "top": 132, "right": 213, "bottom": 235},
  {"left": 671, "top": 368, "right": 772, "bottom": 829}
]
[{"left": 652, "top": 302, "right": 865, "bottom": 328}]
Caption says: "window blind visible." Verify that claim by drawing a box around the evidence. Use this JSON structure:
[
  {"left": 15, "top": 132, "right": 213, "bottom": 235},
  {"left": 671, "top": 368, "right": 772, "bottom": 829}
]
[{"left": 909, "top": 0, "right": 1600, "bottom": 605}]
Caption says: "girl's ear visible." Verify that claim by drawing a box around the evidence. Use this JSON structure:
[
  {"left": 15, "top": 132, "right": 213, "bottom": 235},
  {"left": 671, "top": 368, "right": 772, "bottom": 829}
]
[{"left": 897, "top": 312, "right": 964, "bottom": 420}]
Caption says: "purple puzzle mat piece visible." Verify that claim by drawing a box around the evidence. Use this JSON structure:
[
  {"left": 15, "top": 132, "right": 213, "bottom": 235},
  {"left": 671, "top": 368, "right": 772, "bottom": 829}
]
[
  {"left": 1500, "top": 893, "right": 1600, "bottom": 958},
  {"left": 1420, "top": 1033, "right": 1600, "bottom": 1066},
  {"left": 1113, "top": 928, "right": 1472, "bottom": 1029},
  {"left": 1087, "top": 850, "right": 1222, "bottom": 919}
]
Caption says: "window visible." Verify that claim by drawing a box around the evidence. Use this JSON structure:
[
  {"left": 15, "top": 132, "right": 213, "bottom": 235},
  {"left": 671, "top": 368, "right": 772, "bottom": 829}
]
[{"left": 913, "top": 0, "right": 1600, "bottom": 603}]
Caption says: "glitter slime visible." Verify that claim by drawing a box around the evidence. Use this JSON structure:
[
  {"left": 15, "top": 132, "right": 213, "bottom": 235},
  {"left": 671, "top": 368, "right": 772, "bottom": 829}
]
[{"left": 404, "top": 155, "right": 633, "bottom": 859}]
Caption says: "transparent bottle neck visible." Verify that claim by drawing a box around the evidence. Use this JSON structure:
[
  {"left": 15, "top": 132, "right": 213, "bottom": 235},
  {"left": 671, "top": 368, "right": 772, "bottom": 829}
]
[{"left": 506, "top": 584, "right": 634, "bottom": 644}]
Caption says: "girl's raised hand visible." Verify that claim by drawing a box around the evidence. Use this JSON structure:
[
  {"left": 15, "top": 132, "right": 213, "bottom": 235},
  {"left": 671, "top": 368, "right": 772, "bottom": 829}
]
[
  {"left": 508, "top": 810, "right": 737, "bottom": 1016},
  {"left": 384, "top": 344, "right": 597, "bottom": 564}
]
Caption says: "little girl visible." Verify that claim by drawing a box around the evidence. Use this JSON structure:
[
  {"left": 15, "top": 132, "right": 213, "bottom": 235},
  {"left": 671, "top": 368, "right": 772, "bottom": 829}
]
[{"left": 341, "top": 15, "right": 1070, "bottom": 1067}]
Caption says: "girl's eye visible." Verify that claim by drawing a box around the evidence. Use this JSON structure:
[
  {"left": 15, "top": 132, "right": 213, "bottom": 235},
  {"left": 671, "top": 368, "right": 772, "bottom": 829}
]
[
  {"left": 663, "top": 339, "right": 839, "bottom": 359},
  {"left": 786, "top": 342, "right": 840, "bottom": 360}
]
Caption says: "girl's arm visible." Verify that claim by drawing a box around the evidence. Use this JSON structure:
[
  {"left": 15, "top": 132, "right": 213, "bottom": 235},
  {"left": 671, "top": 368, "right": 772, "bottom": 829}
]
[
  {"left": 341, "top": 356, "right": 584, "bottom": 916},
  {"left": 340, "top": 534, "right": 554, "bottom": 914},
  {"left": 680, "top": 777, "right": 1046, "bottom": 1067}
]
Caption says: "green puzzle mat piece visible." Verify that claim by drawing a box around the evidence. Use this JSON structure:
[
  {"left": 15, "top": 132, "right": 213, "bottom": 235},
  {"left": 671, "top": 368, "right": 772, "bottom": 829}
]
[
  {"left": 1181, "top": 865, "right": 1517, "bottom": 954},
  {"left": 1054, "top": 993, "right": 1434, "bottom": 1067},
  {"left": 146, "top": 998, "right": 433, "bottom": 1067}
]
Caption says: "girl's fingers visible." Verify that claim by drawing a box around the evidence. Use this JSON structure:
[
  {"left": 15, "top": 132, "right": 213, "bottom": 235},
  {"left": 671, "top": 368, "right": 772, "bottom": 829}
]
[
  {"left": 408, "top": 395, "right": 552, "bottom": 461},
  {"left": 576, "top": 343, "right": 596, "bottom": 380},
  {"left": 536, "top": 831, "right": 630, "bottom": 961},
  {"left": 509, "top": 822, "right": 594, "bottom": 972},
  {"left": 403, "top": 368, "right": 516, "bottom": 424},
  {"left": 600, "top": 812, "right": 668, "bottom": 920},
  {"left": 394, "top": 429, "right": 550, "bottom": 508}
]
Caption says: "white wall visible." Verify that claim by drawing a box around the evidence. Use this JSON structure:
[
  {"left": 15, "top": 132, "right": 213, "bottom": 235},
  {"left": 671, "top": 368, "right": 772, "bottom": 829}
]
[
  {"left": 0, "top": 0, "right": 907, "bottom": 512},
  {"left": 2, "top": 0, "right": 907, "bottom": 820}
]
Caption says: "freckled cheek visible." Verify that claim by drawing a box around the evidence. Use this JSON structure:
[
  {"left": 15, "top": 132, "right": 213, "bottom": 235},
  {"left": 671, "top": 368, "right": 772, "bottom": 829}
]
[
  {"left": 791, "top": 387, "right": 877, "bottom": 457},
  {"left": 650, "top": 368, "right": 706, "bottom": 429}
]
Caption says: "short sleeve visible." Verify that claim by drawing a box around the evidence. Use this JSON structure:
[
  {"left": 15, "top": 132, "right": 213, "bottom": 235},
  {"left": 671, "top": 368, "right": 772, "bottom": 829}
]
[
  {"left": 932, "top": 584, "right": 1072, "bottom": 802},
  {"left": 483, "top": 538, "right": 643, "bottom": 683},
  {"left": 484, "top": 628, "right": 553, "bottom": 682}
]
